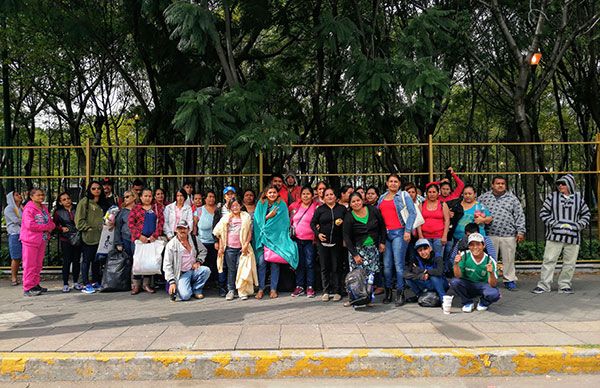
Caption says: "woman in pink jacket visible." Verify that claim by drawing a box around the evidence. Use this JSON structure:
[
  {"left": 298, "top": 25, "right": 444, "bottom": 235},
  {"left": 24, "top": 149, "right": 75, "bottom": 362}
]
[{"left": 20, "top": 188, "right": 55, "bottom": 296}]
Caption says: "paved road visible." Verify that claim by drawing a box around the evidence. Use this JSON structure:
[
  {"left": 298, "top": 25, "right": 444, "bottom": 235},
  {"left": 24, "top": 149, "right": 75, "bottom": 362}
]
[{"left": 1, "top": 273, "right": 599, "bottom": 351}]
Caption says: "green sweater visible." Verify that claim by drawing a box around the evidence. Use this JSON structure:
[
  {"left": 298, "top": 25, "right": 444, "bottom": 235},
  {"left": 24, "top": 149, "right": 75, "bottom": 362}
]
[{"left": 75, "top": 197, "right": 105, "bottom": 245}]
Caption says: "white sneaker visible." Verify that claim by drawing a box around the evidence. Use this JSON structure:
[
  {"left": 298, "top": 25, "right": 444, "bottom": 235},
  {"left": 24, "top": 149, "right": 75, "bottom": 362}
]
[
  {"left": 476, "top": 303, "right": 488, "bottom": 311},
  {"left": 225, "top": 290, "right": 235, "bottom": 301},
  {"left": 462, "top": 303, "right": 474, "bottom": 313},
  {"left": 240, "top": 295, "right": 248, "bottom": 301}
]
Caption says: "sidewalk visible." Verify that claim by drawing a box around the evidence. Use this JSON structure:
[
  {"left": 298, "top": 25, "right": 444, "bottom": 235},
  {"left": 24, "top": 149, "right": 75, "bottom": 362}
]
[{"left": 1, "top": 273, "right": 599, "bottom": 381}]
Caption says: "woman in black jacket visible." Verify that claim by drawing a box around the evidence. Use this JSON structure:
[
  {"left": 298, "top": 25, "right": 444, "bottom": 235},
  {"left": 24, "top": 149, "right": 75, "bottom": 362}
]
[
  {"left": 343, "top": 193, "right": 387, "bottom": 306},
  {"left": 310, "top": 187, "right": 346, "bottom": 302},
  {"left": 53, "top": 192, "right": 82, "bottom": 293}
]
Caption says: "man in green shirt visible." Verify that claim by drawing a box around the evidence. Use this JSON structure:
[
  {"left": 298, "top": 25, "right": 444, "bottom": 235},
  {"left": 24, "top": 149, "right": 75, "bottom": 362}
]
[{"left": 449, "top": 233, "right": 501, "bottom": 312}]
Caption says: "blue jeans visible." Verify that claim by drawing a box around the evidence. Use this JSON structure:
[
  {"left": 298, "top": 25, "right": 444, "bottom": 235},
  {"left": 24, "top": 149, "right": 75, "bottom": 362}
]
[
  {"left": 427, "top": 238, "right": 444, "bottom": 260},
  {"left": 224, "top": 247, "right": 241, "bottom": 291},
  {"left": 406, "top": 276, "right": 448, "bottom": 299},
  {"left": 383, "top": 228, "right": 409, "bottom": 290},
  {"left": 177, "top": 266, "right": 211, "bottom": 301},
  {"left": 449, "top": 278, "right": 501, "bottom": 306},
  {"left": 443, "top": 239, "right": 457, "bottom": 274},
  {"left": 257, "top": 252, "right": 280, "bottom": 291},
  {"left": 295, "top": 239, "right": 315, "bottom": 288}
]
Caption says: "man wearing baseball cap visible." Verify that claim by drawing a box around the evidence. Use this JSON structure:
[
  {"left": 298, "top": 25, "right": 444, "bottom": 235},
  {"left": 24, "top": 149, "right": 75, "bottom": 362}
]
[
  {"left": 404, "top": 239, "right": 447, "bottom": 301},
  {"left": 163, "top": 220, "right": 210, "bottom": 301},
  {"left": 449, "top": 233, "right": 500, "bottom": 313}
]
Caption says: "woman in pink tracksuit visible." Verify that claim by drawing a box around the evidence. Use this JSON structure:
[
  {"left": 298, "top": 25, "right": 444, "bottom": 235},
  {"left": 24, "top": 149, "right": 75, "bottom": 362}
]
[{"left": 20, "top": 188, "right": 55, "bottom": 296}]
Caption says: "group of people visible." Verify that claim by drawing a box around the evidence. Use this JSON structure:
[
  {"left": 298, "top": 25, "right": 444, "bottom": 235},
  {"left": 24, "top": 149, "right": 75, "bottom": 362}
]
[{"left": 4, "top": 169, "right": 590, "bottom": 313}]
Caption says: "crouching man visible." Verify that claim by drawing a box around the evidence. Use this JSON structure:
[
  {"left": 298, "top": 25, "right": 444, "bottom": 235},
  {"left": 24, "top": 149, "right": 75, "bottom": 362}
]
[
  {"left": 449, "top": 233, "right": 500, "bottom": 312},
  {"left": 404, "top": 239, "right": 448, "bottom": 302},
  {"left": 163, "top": 220, "right": 211, "bottom": 301}
]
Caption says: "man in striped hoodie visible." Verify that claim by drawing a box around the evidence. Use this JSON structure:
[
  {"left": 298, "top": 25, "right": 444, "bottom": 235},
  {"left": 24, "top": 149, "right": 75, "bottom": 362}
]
[{"left": 532, "top": 174, "right": 590, "bottom": 295}]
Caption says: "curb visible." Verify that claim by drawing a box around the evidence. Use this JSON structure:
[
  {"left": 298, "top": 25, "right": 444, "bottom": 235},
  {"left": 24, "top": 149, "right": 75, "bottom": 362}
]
[{"left": 1, "top": 347, "right": 600, "bottom": 381}]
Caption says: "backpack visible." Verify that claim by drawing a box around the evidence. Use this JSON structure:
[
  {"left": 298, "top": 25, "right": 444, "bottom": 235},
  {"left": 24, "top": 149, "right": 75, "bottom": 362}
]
[{"left": 345, "top": 268, "right": 371, "bottom": 307}]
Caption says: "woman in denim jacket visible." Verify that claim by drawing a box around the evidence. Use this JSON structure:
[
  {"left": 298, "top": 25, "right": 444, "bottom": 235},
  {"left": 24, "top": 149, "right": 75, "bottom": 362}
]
[{"left": 376, "top": 173, "right": 416, "bottom": 306}]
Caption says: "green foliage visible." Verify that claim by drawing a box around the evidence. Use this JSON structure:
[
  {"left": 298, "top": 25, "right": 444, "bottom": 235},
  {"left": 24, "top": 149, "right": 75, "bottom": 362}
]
[{"left": 164, "top": 1, "right": 218, "bottom": 54}]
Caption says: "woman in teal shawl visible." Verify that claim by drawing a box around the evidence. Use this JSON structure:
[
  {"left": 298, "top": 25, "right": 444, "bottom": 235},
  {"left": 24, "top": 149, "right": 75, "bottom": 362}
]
[{"left": 253, "top": 185, "right": 299, "bottom": 299}]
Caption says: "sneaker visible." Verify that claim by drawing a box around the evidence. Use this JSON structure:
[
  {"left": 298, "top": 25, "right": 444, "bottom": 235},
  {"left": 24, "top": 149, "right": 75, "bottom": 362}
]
[
  {"left": 476, "top": 301, "right": 489, "bottom": 311},
  {"left": 240, "top": 295, "right": 248, "bottom": 301},
  {"left": 531, "top": 287, "right": 546, "bottom": 294},
  {"left": 306, "top": 287, "right": 316, "bottom": 298},
  {"left": 332, "top": 293, "right": 342, "bottom": 302},
  {"left": 62, "top": 285, "right": 71, "bottom": 293},
  {"left": 291, "top": 286, "right": 304, "bottom": 297},
  {"left": 81, "top": 284, "right": 96, "bottom": 294},
  {"left": 92, "top": 282, "right": 102, "bottom": 290},
  {"left": 219, "top": 287, "right": 228, "bottom": 297},
  {"left": 32, "top": 285, "right": 48, "bottom": 293},
  {"left": 462, "top": 303, "right": 475, "bottom": 313},
  {"left": 225, "top": 290, "right": 235, "bottom": 301},
  {"left": 504, "top": 281, "right": 517, "bottom": 291},
  {"left": 73, "top": 283, "right": 84, "bottom": 291},
  {"left": 321, "top": 293, "right": 330, "bottom": 302},
  {"left": 559, "top": 287, "right": 574, "bottom": 294},
  {"left": 24, "top": 289, "right": 42, "bottom": 297}
]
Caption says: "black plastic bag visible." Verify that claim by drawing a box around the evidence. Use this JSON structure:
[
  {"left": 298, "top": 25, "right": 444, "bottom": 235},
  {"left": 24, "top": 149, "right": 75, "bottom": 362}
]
[
  {"left": 418, "top": 290, "right": 441, "bottom": 307},
  {"left": 345, "top": 268, "right": 370, "bottom": 306},
  {"left": 101, "top": 249, "right": 132, "bottom": 292}
]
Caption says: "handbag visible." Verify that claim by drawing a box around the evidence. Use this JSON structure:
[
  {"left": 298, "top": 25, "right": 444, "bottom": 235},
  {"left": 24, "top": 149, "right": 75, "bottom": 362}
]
[
  {"left": 263, "top": 246, "right": 289, "bottom": 264},
  {"left": 400, "top": 192, "right": 425, "bottom": 229},
  {"left": 68, "top": 231, "right": 81, "bottom": 246},
  {"left": 132, "top": 240, "right": 165, "bottom": 275},
  {"left": 290, "top": 205, "right": 310, "bottom": 239}
]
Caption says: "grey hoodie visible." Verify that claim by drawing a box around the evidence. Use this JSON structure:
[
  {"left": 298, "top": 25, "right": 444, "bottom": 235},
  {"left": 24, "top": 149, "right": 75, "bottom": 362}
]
[
  {"left": 539, "top": 174, "right": 590, "bottom": 245},
  {"left": 4, "top": 191, "right": 23, "bottom": 235}
]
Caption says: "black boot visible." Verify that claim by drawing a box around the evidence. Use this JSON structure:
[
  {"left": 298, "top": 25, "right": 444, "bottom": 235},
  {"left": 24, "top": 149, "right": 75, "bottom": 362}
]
[
  {"left": 395, "top": 289, "right": 406, "bottom": 306},
  {"left": 382, "top": 288, "right": 392, "bottom": 304}
]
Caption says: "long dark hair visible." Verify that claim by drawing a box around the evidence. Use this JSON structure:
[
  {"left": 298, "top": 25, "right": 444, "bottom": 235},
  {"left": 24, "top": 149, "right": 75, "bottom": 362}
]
[
  {"left": 260, "top": 184, "right": 280, "bottom": 202},
  {"left": 85, "top": 181, "right": 110, "bottom": 211}
]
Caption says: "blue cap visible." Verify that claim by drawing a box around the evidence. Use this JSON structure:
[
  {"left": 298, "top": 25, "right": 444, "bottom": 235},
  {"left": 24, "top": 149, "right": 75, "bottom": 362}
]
[
  {"left": 414, "top": 238, "right": 431, "bottom": 250},
  {"left": 223, "top": 186, "right": 236, "bottom": 195}
]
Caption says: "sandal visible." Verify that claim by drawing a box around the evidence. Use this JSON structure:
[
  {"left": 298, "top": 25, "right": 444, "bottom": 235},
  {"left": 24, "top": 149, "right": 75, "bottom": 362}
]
[
  {"left": 11, "top": 280, "right": 19, "bottom": 286},
  {"left": 255, "top": 289, "right": 264, "bottom": 300}
]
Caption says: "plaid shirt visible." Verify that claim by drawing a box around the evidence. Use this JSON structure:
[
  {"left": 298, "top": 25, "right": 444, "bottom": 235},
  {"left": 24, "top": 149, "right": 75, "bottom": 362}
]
[{"left": 128, "top": 203, "right": 164, "bottom": 241}]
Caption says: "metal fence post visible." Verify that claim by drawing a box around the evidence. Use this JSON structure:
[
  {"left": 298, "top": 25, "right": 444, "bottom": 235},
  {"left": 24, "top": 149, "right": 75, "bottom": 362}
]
[
  {"left": 259, "top": 150, "right": 264, "bottom": 194},
  {"left": 428, "top": 134, "right": 434, "bottom": 182},
  {"left": 85, "top": 138, "right": 91, "bottom": 188},
  {"left": 597, "top": 133, "right": 600, "bottom": 242}
]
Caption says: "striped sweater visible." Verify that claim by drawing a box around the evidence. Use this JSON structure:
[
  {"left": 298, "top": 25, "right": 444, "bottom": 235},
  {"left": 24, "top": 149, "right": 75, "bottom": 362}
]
[{"left": 539, "top": 174, "right": 590, "bottom": 245}]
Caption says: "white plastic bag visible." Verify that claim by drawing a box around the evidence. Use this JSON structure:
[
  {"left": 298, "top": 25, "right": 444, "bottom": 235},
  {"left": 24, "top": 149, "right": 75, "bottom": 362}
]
[{"left": 132, "top": 240, "right": 165, "bottom": 275}]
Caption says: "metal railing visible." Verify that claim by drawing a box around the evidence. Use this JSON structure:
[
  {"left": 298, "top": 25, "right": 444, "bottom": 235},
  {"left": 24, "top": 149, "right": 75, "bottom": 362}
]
[{"left": 1, "top": 135, "right": 599, "bottom": 267}]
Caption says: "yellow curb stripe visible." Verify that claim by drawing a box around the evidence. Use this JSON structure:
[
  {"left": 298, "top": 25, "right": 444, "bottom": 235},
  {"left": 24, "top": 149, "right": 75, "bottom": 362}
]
[{"left": 1, "top": 347, "right": 599, "bottom": 381}]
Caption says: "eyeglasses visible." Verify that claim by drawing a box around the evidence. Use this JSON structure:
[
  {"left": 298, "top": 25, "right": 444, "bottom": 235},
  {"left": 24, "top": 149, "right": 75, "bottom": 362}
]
[
  {"left": 124, "top": 195, "right": 131, "bottom": 198},
  {"left": 557, "top": 182, "right": 567, "bottom": 186},
  {"left": 91, "top": 187, "right": 102, "bottom": 190}
]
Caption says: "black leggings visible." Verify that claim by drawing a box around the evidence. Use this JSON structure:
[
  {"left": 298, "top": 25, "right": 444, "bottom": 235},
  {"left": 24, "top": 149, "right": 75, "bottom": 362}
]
[
  {"left": 81, "top": 242, "right": 102, "bottom": 285},
  {"left": 61, "top": 241, "right": 81, "bottom": 285},
  {"left": 317, "top": 243, "right": 344, "bottom": 294}
]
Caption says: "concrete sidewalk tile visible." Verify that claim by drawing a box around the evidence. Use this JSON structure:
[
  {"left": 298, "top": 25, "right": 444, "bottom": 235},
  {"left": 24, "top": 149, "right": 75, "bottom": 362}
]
[
  {"left": 471, "top": 322, "right": 520, "bottom": 333},
  {"left": 510, "top": 322, "right": 561, "bottom": 333},
  {"left": 320, "top": 323, "right": 361, "bottom": 334},
  {"left": 546, "top": 321, "right": 600, "bottom": 332},
  {"left": 103, "top": 326, "right": 168, "bottom": 351},
  {"left": 0, "top": 337, "right": 35, "bottom": 351},
  {"left": 404, "top": 333, "right": 454, "bottom": 347},
  {"left": 395, "top": 322, "right": 439, "bottom": 334},
  {"left": 357, "top": 323, "right": 401, "bottom": 335},
  {"left": 193, "top": 325, "right": 242, "bottom": 350},
  {"left": 561, "top": 331, "right": 600, "bottom": 345},
  {"left": 147, "top": 325, "right": 203, "bottom": 351},
  {"left": 486, "top": 332, "right": 547, "bottom": 346},
  {"left": 362, "top": 333, "right": 410, "bottom": 348},
  {"left": 14, "top": 327, "right": 89, "bottom": 352},
  {"left": 321, "top": 333, "right": 367, "bottom": 348},
  {"left": 529, "top": 332, "right": 584, "bottom": 346},
  {"left": 58, "top": 326, "right": 129, "bottom": 352},
  {"left": 236, "top": 325, "right": 281, "bottom": 350},
  {"left": 280, "top": 324, "right": 323, "bottom": 349}
]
